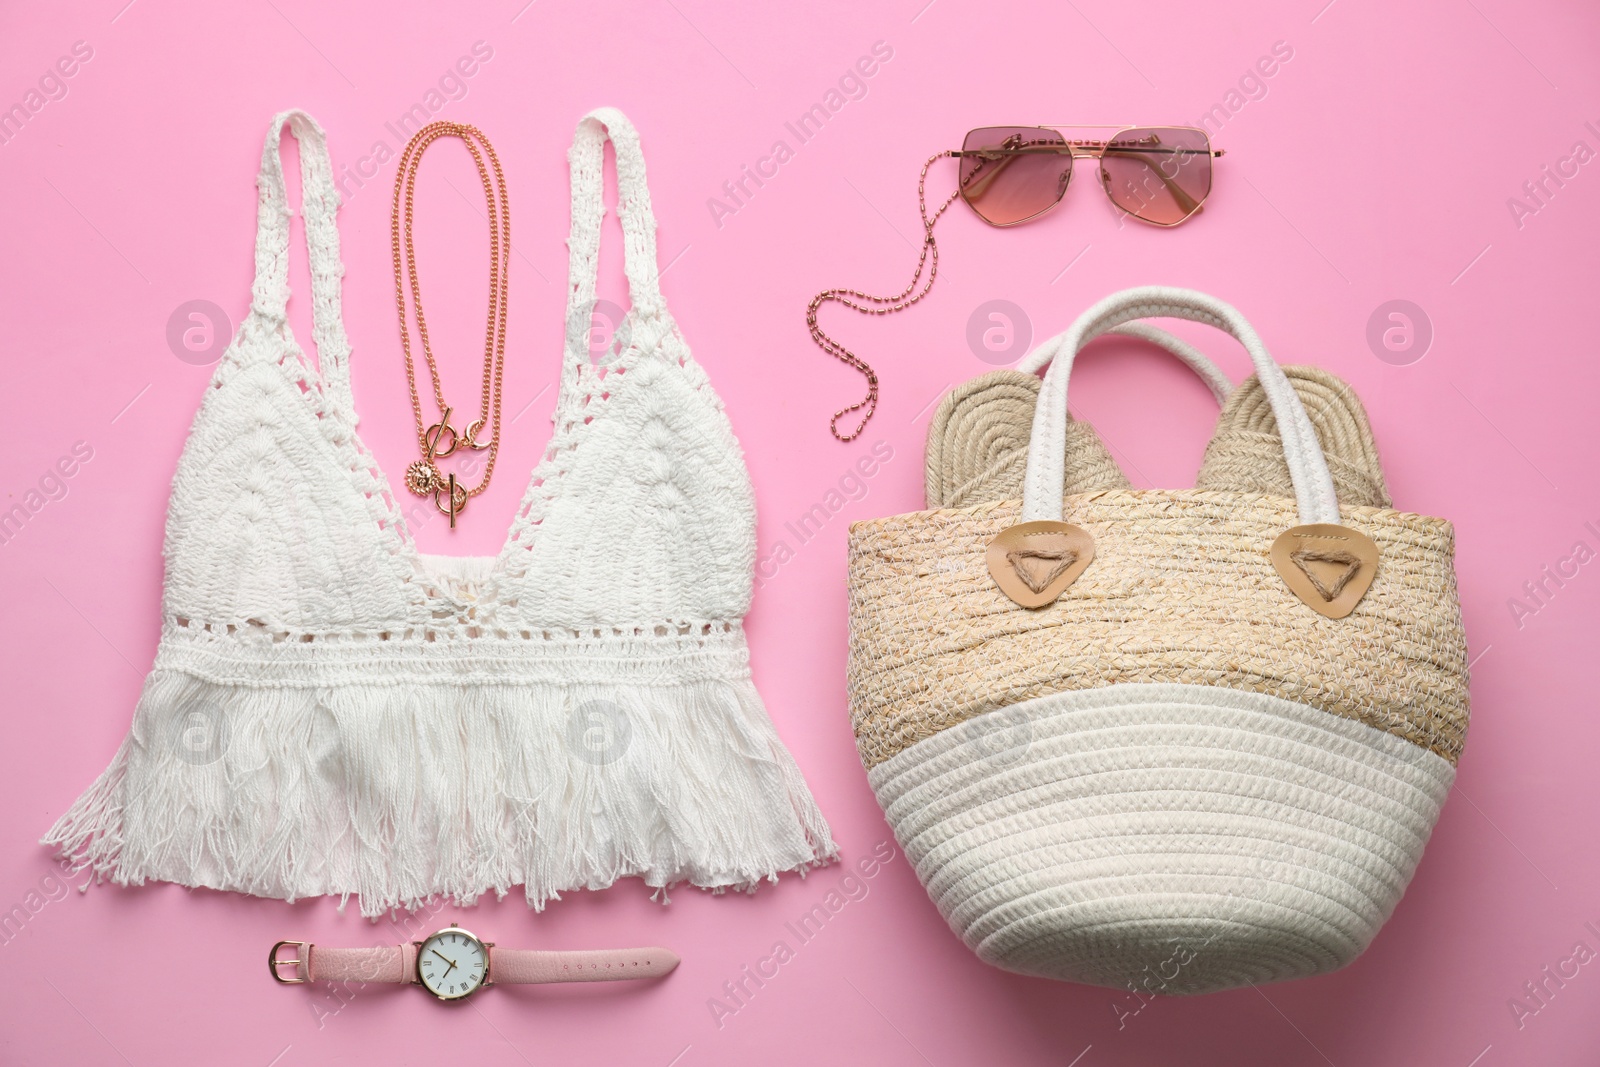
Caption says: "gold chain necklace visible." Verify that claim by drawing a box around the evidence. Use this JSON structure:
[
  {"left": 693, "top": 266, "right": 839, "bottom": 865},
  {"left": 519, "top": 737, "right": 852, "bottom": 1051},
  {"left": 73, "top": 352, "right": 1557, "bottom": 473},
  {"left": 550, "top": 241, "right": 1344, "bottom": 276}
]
[{"left": 391, "top": 121, "right": 511, "bottom": 528}]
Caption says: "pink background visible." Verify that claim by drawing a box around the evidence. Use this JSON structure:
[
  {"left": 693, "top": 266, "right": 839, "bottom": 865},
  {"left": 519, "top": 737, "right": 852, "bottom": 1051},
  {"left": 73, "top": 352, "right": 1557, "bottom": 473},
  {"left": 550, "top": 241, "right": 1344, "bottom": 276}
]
[{"left": 3, "top": 0, "right": 1598, "bottom": 1064}]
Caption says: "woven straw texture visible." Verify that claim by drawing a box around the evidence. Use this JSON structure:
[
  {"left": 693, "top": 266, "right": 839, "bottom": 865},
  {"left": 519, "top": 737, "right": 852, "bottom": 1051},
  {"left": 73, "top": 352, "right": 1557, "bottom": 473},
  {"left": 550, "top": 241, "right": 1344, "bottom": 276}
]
[
  {"left": 846, "top": 489, "right": 1469, "bottom": 769},
  {"left": 925, "top": 364, "right": 1390, "bottom": 511},
  {"left": 1198, "top": 365, "right": 1391, "bottom": 508},
  {"left": 925, "top": 370, "right": 1129, "bottom": 508}
]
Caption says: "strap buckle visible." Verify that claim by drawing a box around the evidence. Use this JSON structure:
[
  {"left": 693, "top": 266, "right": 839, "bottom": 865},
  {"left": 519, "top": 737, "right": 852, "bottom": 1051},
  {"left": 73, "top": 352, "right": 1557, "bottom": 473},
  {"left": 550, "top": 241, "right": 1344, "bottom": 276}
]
[{"left": 269, "top": 940, "right": 310, "bottom": 984}]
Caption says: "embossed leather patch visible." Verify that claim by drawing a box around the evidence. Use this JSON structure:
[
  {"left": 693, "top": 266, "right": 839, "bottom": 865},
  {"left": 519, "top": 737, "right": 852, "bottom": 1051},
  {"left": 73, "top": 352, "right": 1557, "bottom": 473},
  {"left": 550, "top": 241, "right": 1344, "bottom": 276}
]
[
  {"left": 987, "top": 521, "right": 1095, "bottom": 609},
  {"left": 1270, "top": 523, "right": 1380, "bottom": 619}
]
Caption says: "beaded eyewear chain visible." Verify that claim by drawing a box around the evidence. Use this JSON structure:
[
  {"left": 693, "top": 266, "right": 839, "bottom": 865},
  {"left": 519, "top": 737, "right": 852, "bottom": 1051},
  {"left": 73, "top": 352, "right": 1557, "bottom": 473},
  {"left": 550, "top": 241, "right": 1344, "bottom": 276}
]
[
  {"left": 808, "top": 126, "right": 1221, "bottom": 441},
  {"left": 807, "top": 152, "right": 957, "bottom": 443}
]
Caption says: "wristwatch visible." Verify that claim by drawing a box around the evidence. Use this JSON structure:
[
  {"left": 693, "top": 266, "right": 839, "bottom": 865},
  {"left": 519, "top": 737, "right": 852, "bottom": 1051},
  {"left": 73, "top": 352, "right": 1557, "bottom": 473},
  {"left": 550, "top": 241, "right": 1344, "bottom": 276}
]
[{"left": 269, "top": 923, "right": 679, "bottom": 1001}]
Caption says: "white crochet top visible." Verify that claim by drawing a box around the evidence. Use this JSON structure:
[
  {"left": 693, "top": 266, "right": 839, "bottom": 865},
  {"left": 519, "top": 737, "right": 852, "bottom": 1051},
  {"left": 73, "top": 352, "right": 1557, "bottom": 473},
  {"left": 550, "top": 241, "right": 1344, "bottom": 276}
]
[{"left": 45, "top": 108, "right": 836, "bottom": 918}]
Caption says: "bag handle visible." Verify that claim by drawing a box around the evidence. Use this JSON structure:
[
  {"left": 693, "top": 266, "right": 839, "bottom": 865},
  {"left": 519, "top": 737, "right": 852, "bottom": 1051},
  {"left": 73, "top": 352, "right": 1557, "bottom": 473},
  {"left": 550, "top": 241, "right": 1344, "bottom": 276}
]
[
  {"left": 1022, "top": 320, "right": 1235, "bottom": 404},
  {"left": 1020, "top": 287, "right": 1341, "bottom": 526}
]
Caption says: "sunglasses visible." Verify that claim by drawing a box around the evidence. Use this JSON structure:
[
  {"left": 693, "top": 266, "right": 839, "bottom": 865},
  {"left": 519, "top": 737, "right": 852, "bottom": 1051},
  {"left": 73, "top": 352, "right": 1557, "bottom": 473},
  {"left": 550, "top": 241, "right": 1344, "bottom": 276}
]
[
  {"left": 807, "top": 125, "right": 1224, "bottom": 442},
  {"left": 955, "top": 125, "right": 1224, "bottom": 227}
]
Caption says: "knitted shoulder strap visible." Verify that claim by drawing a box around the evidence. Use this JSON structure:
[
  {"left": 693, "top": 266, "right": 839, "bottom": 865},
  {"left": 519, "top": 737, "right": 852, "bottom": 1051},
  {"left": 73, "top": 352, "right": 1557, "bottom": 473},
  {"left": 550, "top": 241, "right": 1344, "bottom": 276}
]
[
  {"left": 1021, "top": 287, "right": 1341, "bottom": 526},
  {"left": 247, "top": 110, "right": 354, "bottom": 418},
  {"left": 563, "top": 108, "right": 670, "bottom": 371}
]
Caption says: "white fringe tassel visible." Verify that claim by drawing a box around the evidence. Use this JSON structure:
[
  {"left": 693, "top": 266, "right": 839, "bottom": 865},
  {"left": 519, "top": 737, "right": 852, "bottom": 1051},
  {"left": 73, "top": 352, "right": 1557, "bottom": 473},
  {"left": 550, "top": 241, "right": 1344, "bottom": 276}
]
[{"left": 43, "top": 670, "right": 838, "bottom": 919}]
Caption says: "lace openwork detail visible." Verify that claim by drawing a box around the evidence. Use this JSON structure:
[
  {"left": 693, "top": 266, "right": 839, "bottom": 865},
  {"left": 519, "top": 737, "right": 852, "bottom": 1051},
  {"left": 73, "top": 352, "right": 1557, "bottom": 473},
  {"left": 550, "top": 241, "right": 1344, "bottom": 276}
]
[{"left": 168, "top": 613, "right": 737, "bottom": 647}]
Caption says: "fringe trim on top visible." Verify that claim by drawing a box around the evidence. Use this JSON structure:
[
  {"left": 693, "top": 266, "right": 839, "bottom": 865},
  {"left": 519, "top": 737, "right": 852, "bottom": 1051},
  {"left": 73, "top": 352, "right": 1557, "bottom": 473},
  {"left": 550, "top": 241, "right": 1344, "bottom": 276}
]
[{"left": 43, "top": 669, "right": 837, "bottom": 919}]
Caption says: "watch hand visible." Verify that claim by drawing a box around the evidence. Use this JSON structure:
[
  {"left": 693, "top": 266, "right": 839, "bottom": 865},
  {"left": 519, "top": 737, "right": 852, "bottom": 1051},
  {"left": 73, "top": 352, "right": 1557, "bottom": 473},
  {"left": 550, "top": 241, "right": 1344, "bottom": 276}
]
[{"left": 432, "top": 950, "right": 453, "bottom": 966}]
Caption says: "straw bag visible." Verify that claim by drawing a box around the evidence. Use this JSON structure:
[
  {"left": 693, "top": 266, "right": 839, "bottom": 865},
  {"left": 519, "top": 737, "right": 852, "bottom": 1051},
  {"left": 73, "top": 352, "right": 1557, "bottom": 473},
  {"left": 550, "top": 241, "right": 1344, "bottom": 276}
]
[{"left": 846, "top": 287, "right": 1469, "bottom": 995}]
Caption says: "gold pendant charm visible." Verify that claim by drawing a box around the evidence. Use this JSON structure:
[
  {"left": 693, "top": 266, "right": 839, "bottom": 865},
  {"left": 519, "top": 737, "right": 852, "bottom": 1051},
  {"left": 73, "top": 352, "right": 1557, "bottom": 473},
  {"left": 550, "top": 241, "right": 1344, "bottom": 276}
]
[
  {"left": 461, "top": 418, "right": 492, "bottom": 451},
  {"left": 404, "top": 461, "right": 438, "bottom": 497},
  {"left": 434, "top": 473, "right": 467, "bottom": 529}
]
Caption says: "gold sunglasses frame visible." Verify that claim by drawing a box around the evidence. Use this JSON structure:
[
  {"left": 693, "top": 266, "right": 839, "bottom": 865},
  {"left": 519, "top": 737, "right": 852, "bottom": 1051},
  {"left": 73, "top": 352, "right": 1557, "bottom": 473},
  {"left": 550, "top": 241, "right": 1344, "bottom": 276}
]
[{"left": 952, "top": 124, "right": 1225, "bottom": 228}]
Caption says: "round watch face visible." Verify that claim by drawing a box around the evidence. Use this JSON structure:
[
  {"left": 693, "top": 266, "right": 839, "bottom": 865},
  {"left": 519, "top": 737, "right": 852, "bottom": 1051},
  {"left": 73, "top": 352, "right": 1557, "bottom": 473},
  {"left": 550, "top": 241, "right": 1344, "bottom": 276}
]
[{"left": 417, "top": 927, "right": 488, "bottom": 1000}]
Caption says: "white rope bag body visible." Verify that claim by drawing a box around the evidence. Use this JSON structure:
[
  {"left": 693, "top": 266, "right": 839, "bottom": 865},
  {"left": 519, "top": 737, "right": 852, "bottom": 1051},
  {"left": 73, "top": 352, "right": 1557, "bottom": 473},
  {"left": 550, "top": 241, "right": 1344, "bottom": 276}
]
[{"left": 847, "top": 287, "right": 1469, "bottom": 994}]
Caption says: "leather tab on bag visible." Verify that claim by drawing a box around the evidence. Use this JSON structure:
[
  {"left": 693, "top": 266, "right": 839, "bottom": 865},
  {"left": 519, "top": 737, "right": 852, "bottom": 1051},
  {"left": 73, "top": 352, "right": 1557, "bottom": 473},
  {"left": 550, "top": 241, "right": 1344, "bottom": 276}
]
[
  {"left": 1271, "top": 524, "right": 1379, "bottom": 619},
  {"left": 987, "top": 521, "right": 1095, "bottom": 609}
]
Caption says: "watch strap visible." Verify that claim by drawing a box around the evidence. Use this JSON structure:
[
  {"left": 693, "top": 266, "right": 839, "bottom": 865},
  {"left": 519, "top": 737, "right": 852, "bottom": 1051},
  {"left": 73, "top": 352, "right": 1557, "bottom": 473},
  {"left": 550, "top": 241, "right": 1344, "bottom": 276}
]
[
  {"left": 304, "top": 944, "right": 418, "bottom": 984},
  {"left": 489, "top": 946, "right": 679, "bottom": 984},
  {"left": 279, "top": 942, "right": 678, "bottom": 985}
]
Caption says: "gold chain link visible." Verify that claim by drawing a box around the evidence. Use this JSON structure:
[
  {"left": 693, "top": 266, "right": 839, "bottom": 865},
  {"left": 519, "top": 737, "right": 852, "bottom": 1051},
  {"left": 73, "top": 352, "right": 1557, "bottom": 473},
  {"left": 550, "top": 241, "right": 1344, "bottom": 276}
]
[{"left": 391, "top": 121, "right": 511, "bottom": 523}]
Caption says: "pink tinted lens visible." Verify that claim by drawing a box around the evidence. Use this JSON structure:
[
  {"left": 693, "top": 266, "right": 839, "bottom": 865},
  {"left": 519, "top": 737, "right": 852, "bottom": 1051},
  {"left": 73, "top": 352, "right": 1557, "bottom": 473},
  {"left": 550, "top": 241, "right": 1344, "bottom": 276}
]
[
  {"left": 1098, "top": 127, "right": 1213, "bottom": 225},
  {"left": 959, "top": 127, "right": 1071, "bottom": 225}
]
